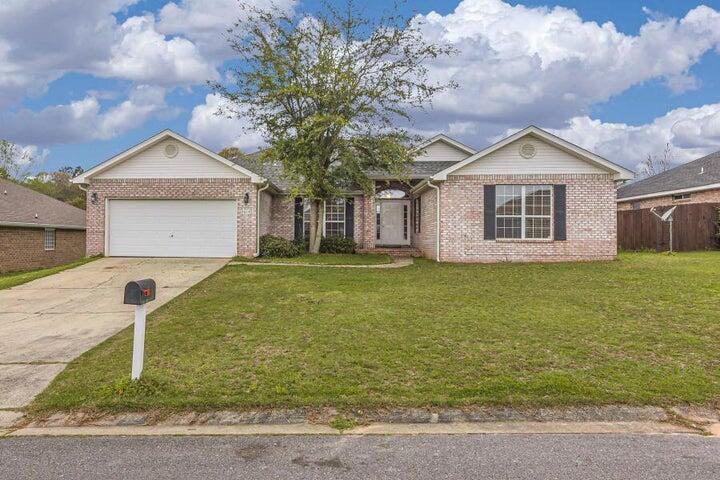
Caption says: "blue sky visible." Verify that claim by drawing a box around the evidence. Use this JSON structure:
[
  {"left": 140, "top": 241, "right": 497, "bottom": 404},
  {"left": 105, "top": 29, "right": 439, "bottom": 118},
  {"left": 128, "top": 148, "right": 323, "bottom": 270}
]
[{"left": 3, "top": 0, "right": 720, "bottom": 174}]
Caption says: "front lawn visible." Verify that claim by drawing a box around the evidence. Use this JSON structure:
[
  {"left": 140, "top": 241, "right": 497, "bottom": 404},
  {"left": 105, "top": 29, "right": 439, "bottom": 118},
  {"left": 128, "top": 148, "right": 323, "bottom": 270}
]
[
  {"left": 0, "top": 257, "right": 97, "bottom": 290},
  {"left": 237, "top": 253, "right": 392, "bottom": 265},
  {"left": 31, "top": 252, "right": 720, "bottom": 413}
]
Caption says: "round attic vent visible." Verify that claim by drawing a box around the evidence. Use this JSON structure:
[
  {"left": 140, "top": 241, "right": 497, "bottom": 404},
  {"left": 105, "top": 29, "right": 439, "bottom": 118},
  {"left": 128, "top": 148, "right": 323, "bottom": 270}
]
[
  {"left": 164, "top": 143, "right": 179, "bottom": 158},
  {"left": 519, "top": 143, "right": 536, "bottom": 159}
]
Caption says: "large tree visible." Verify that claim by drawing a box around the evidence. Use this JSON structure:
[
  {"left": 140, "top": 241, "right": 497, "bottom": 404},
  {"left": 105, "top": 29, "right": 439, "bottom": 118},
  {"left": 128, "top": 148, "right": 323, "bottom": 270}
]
[
  {"left": 0, "top": 140, "right": 36, "bottom": 181},
  {"left": 211, "top": 1, "right": 456, "bottom": 253},
  {"left": 24, "top": 166, "right": 87, "bottom": 209}
]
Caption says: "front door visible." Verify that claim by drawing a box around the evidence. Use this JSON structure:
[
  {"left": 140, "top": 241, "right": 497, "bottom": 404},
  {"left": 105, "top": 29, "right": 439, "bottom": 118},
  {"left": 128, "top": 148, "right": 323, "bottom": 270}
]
[{"left": 377, "top": 200, "right": 410, "bottom": 246}]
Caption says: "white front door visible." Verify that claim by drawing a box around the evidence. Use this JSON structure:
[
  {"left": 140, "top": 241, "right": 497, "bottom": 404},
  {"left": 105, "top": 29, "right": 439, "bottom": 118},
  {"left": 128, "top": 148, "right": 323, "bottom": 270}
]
[
  {"left": 107, "top": 199, "right": 237, "bottom": 258},
  {"left": 377, "top": 200, "right": 410, "bottom": 246}
]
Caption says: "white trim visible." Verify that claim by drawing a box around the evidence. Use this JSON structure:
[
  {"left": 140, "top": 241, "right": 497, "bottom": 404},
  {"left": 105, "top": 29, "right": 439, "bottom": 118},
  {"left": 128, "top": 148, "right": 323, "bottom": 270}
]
[
  {"left": 72, "top": 130, "right": 266, "bottom": 184},
  {"left": 44, "top": 228, "right": 56, "bottom": 251},
  {"left": 0, "top": 221, "right": 85, "bottom": 230},
  {"left": 432, "top": 126, "right": 634, "bottom": 181},
  {"left": 495, "top": 185, "right": 553, "bottom": 240},
  {"left": 427, "top": 179, "right": 441, "bottom": 262},
  {"left": 414, "top": 134, "right": 477, "bottom": 156},
  {"left": 617, "top": 182, "right": 720, "bottom": 203}
]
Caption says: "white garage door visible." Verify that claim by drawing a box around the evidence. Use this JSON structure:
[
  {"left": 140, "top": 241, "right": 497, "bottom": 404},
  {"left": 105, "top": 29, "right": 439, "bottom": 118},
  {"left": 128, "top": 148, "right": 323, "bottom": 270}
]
[{"left": 107, "top": 200, "right": 237, "bottom": 258}]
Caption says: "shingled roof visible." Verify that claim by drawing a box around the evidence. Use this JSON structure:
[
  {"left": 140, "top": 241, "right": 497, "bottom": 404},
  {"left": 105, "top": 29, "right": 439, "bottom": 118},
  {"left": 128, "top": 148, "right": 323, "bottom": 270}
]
[
  {"left": 617, "top": 150, "right": 720, "bottom": 200},
  {"left": 231, "top": 152, "right": 461, "bottom": 192},
  {"left": 0, "top": 178, "right": 85, "bottom": 229}
]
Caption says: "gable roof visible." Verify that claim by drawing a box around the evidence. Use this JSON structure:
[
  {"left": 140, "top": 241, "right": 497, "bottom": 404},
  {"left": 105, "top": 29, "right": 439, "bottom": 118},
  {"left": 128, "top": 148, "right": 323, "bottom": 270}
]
[
  {"left": 414, "top": 134, "right": 477, "bottom": 157},
  {"left": 617, "top": 150, "right": 720, "bottom": 201},
  {"left": 72, "top": 130, "right": 266, "bottom": 184},
  {"left": 432, "top": 126, "right": 634, "bottom": 181},
  {"left": 0, "top": 178, "right": 85, "bottom": 229}
]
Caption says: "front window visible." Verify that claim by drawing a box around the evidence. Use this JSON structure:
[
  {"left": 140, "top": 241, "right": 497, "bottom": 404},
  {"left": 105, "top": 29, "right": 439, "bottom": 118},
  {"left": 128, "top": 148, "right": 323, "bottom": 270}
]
[
  {"left": 325, "top": 198, "right": 346, "bottom": 237},
  {"left": 303, "top": 200, "right": 311, "bottom": 238},
  {"left": 496, "top": 185, "right": 552, "bottom": 240}
]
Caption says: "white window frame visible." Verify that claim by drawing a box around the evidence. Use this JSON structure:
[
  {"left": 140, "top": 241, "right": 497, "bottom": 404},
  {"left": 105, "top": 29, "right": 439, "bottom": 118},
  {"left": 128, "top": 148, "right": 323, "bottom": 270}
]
[
  {"left": 303, "top": 198, "right": 347, "bottom": 238},
  {"left": 324, "top": 198, "right": 346, "bottom": 238},
  {"left": 496, "top": 185, "right": 553, "bottom": 240},
  {"left": 44, "top": 228, "right": 56, "bottom": 251}
]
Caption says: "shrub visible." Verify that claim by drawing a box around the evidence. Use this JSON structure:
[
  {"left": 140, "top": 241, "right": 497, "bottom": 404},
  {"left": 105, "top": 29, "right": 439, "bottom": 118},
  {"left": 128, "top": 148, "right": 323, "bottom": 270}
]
[
  {"left": 259, "top": 235, "right": 302, "bottom": 257},
  {"left": 293, "top": 237, "right": 309, "bottom": 252},
  {"left": 320, "top": 236, "right": 356, "bottom": 254},
  {"left": 288, "top": 236, "right": 356, "bottom": 254}
]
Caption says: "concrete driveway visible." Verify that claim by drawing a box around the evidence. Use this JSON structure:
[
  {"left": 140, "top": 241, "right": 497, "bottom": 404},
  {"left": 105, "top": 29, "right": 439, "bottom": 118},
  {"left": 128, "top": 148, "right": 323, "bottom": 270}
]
[{"left": 0, "top": 257, "right": 228, "bottom": 411}]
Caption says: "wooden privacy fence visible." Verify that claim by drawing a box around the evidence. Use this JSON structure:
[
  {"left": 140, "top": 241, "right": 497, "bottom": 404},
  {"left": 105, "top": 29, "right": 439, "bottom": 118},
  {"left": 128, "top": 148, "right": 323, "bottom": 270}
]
[{"left": 617, "top": 203, "right": 720, "bottom": 252}]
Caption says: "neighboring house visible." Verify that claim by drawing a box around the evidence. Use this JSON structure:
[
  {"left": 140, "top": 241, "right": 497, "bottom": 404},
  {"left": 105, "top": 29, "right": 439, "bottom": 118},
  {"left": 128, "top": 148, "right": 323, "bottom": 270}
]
[
  {"left": 72, "top": 126, "right": 632, "bottom": 263},
  {"left": 0, "top": 178, "right": 86, "bottom": 273},
  {"left": 617, "top": 151, "right": 720, "bottom": 210}
]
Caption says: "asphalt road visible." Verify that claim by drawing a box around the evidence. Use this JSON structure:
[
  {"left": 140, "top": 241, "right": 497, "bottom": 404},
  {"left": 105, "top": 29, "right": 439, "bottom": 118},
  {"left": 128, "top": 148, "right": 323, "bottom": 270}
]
[{"left": 1, "top": 434, "right": 719, "bottom": 479}]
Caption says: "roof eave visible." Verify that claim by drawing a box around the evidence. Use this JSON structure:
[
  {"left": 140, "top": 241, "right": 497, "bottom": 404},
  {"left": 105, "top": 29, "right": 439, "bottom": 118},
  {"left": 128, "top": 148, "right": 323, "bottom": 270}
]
[
  {"left": 72, "top": 129, "right": 267, "bottom": 184},
  {"left": 0, "top": 221, "right": 86, "bottom": 230},
  {"left": 433, "top": 126, "right": 635, "bottom": 181},
  {"left": 617, "top": 182, "right": 720, "bottom": 202}
]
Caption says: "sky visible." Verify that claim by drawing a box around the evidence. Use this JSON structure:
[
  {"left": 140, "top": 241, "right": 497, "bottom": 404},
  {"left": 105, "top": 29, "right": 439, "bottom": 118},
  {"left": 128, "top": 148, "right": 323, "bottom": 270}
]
[{"left": 3, "top": 0, "right": 720, "bottom": 175}]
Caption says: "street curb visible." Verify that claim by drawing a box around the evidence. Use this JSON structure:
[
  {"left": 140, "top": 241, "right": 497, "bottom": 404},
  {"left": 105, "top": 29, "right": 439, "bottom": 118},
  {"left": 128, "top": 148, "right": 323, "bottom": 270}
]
[{"left": 5, "top": 421, "right": 699, "bottom": 437}]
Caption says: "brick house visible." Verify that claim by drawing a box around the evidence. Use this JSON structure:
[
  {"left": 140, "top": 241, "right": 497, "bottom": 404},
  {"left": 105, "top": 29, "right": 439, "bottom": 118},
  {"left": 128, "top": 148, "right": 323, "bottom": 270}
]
[
  {"left": 617, "top": 150, "right": 720, "bottom": 210},
  {"left": 0, "top": 178, "right": 86, "bottom": 273},
  {"left": 72, "top": 126, "right": 632, "bottom": 263}
]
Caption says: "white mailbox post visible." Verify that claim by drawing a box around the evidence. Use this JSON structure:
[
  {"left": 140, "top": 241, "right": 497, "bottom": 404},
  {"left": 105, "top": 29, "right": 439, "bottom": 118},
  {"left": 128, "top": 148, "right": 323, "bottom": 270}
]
[{"left": 123, "top": 279, "right": 156, "bottom": 380}]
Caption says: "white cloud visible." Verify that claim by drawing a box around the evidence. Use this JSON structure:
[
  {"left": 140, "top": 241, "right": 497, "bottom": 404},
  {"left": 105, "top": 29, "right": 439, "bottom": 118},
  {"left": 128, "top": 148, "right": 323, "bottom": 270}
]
[
  {"left": 542, "top": 103, "right": 720, "bottom": 172},
  {"left": 0, "top": 0, "right": 224, "bottom": 108},
  {"left": 187, "top": 94, "right": 265, "bottom": 152},
  {"left": 0, "top": 85, "right": 168, "bottom": 145},
  {"left": 157, "top": 0, "right": 297, "bottom": 60},
  {"left": 93, "top": 15, "right": 218, "bottom": 86},
  {"left": 410, "top": 1, "right": 720, "bottom": 136}
]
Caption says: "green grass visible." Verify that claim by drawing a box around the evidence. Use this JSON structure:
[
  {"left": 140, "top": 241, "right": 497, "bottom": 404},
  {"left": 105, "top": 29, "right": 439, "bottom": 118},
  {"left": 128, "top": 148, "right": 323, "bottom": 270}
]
[
  {"left": 0, "top": 257, "right": 98, "bottom": 290},
  {"left": 236, "top": 253, "right": 392, "bottom": 265},
  {"left": 30, "top": 252, "right": 720, "bottom": 414}
]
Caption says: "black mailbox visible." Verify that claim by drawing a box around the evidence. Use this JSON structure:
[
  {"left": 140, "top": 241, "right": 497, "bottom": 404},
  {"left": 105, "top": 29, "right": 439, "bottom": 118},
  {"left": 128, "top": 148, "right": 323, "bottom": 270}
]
[{"left": 124, "top": 279, "right": 156, "bottom": 305}]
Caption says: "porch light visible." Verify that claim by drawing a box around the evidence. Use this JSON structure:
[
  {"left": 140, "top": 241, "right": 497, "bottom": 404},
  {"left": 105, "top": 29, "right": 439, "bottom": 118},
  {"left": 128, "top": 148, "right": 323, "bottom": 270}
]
[
  {"left": 243, "top": 192, "right": 250, "bottom": 204},
  {"left": 90, "top": 192, "right": 98, "bottom": 204}
]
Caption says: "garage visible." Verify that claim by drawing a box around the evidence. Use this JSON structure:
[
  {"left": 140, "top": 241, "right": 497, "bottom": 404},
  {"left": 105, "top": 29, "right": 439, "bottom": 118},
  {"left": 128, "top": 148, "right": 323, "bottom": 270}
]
[{"left": 107, "top": 200, "right": 237, "bottom": 258}]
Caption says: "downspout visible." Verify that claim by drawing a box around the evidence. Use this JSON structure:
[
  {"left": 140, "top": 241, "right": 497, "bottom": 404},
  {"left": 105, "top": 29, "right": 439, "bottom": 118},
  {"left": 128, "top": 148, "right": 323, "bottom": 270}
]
[
  {"left": 255, "top": 181, "right": 270, "bottom": 257},
  {"left": 427, "top": 179, "right": 441, "bottom": 262}
]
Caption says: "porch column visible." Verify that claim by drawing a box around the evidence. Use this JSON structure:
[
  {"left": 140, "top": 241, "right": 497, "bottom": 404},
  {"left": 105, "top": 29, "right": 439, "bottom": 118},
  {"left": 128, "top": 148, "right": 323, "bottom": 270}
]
[{"left": 362, "top": 194, "right": 376, "bottom": 249}]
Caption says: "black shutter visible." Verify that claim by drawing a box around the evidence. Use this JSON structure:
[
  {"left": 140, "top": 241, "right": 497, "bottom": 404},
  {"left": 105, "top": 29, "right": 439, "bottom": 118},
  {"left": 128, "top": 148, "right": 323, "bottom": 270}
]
[
  {"left": 483, "top": 185, "right": 496, "bottom": 240},
  {"left": 294, "top": 197, "right": 303, "bottom": 240},
  {"left": 345, "top": 197, "right": 354, "bottom": 239},
  {"left": 554, "top": 185, "right": 567, "bottom": 241}
]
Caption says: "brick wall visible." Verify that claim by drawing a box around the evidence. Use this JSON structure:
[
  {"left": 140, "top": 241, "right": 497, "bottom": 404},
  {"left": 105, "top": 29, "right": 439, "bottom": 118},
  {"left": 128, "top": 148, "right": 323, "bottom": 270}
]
[
  {"left": 85, "top": 178, "right": 257, "bottom": 257},
  {"left": 439, "top": 174, "right": 617, "bottom": 263},
  {"left": 268, "top": 194, "right": 368, "bottom": 245},
  {"left": 411, "top": 187, "right": 438, "bottom": 260},
  {"left": 617, "top": 188, "right": 720, "bottom": 211},
  {"left": 0, "top": 227, "right": 85, "bottom": 273},
  {"left": 268, "top": 195, "right": 295, "bottom": 240}
]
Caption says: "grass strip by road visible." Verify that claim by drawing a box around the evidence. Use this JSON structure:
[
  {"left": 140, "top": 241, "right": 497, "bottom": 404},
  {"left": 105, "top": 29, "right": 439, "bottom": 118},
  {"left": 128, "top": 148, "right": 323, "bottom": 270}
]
[
  {"left": 0, "top": 257, "right": 98, "bottom": 290},
  {"left": 30, "top": 252, "right": 720, "bottom": 414}
]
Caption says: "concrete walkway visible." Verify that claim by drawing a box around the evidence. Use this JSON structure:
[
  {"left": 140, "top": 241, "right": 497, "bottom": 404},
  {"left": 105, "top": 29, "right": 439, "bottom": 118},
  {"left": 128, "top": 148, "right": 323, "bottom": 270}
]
[
  {"left": 0, "top": 257, "right": 227, "bottom": 411},
  {"left": 229, "top": 257, "right": 413, "bottom": 268}
]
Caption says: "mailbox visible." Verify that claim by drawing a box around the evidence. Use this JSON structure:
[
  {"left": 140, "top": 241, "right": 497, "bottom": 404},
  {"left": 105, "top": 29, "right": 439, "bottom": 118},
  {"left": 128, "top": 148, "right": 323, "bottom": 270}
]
[{"left": 123, "top": 279, "right": 156, "bottom": 305}]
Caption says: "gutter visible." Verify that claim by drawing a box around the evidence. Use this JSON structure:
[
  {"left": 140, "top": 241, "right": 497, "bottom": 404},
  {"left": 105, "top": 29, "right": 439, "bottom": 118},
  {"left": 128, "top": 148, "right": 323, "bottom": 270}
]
[
  {"left": 0, "top": 221, "right": 85, "bottom": 230},
  {"left": 255, "top": 181, "right": 271, "bottom": 257},
  {"left": 426, "top": 179, "right": 441, "bottom": 262}
]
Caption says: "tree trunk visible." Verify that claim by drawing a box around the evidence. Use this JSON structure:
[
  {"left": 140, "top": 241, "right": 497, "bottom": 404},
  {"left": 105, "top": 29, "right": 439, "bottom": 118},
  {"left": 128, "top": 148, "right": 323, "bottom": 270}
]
[{"left": 308, "top": 199, "right": 322, "bottom": 254}]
